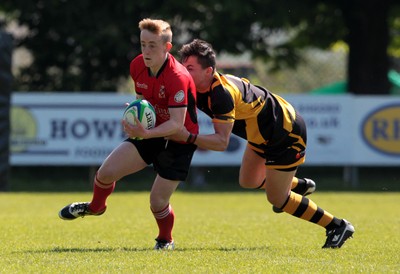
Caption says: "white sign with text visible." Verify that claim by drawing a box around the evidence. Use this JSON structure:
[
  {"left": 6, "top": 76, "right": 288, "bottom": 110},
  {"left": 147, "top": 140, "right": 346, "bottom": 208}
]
[{"left": 10, "top": 93, "right": 400, "bottom": 166}]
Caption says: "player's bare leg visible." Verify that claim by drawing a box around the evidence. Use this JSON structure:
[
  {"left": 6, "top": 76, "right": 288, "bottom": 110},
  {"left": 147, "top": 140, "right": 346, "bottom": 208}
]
[
  {"left": 239, "top": 146, "right": 266, "bottom": 188},
  {"left": 264, "top": 168, "right": 295, "bottom": 207},
  {"left": 59, "top": 142, "right": 147, "bottom": 219},
  {"left": 150, "top": 175, "right": 180, "bottom": 250},
  {"left": 239, "top": 146, "right": 316, "bottom": 199}
]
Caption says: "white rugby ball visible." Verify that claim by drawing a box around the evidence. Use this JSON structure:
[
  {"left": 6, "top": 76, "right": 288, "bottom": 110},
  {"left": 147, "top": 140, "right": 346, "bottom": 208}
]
[{"left": 123, "top": 99, "right": 156, "bottom": 130}]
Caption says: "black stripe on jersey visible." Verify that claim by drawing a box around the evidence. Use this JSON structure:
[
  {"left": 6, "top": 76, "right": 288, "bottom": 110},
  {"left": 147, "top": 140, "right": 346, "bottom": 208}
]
[
  {"left": 152, "top": 56, "right": 169, "bottom": 78},
  {"left": 292, "top": 196, "right": 309, "bottom": 217},
  {"left": 196, "top": 92, "right": 213, "bottom": 118},
  {"left": 257, "top": 101, "right": 274, "bottom": 141},
  {"left": 168, "top": 105, "right": 188, "bottom": 108},
  {"left": 210, "top": 85, "right": 235, "bottom": 115},
  {"left": 227, "top": 75, "right": 267, "bottom": 104},
  {"left": 187, "top": 88, "right": 198, "bottom": 124},
  {"left": 214, "top": 114, "right": 232, "bottom": 121},
  {"left": 232, "top": 120, "right": 247, "bottom": 139},
  {"left": 240, "top": 78, "right": 256, "bottom": 104},
  {"left": 309, "top": 208, "right": 325, "bottom": 223}
]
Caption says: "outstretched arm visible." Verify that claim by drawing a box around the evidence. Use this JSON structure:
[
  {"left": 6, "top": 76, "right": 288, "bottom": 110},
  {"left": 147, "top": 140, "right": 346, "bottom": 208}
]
[
  {"left": 168, "top": 121, "right": 233, "bottom": 151},
  {"left": 194, "top": 122, "right": 233, "bottom": 151}
]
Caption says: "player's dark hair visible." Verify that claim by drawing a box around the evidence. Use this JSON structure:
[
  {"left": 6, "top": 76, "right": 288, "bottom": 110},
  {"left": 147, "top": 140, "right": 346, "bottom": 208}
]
[{"left": 179, "top": 39, "right": 216, "bottom": 71}]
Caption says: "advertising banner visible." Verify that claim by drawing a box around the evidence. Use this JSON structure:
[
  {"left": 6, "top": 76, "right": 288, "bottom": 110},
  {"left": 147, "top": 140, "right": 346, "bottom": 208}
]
[
  {"left": 11, "top": 93, "right": 128, "bottom": 165},
  {"left": 352, "top": 97, "right": 400, "bottom": 165},
  {"left": 286, "top": 94, "right": 353, "bottom": 165},
  {"left": 10, "top": 93, "right": 400, "bottom": 166}
]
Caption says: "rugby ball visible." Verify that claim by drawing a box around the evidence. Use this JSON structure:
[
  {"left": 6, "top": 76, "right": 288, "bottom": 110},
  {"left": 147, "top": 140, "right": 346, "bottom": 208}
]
[{"left": 123, "top": 99, "right": 156, "bottom": 130}]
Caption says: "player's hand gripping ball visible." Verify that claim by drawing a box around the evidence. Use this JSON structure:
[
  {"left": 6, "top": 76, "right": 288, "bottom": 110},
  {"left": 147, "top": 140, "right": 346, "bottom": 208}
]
[{"left": 123, "top": 99, "right": 156, "bottom": 139}]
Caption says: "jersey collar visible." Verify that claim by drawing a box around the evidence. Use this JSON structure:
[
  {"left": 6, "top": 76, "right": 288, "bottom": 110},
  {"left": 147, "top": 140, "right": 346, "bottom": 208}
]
[{"left": 147, "top": 54, "right": 170, "bottom": 78}]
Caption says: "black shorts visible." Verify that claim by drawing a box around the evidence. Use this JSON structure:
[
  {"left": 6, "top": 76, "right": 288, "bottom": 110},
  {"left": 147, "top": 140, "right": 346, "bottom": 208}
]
[
  {"left": 249, "top": 112, "right": 307, "bottom": 171},
  {"left": 124, "top": 138, "right": 197, "bottom": 181}
]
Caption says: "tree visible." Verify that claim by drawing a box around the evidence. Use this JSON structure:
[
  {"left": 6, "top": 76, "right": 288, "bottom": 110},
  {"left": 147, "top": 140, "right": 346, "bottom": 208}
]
[
  {"left": 340, "top": 0, "right": 392, "bottom": 94},
  {"left": 166, "top": 0, "right": 400, "bottom": 94},
  {"left": 1, "top": 1, "right": 152, "bottom": 91},
  {"left": 1, "top": 0, "right": 399, "bottom": 94}
]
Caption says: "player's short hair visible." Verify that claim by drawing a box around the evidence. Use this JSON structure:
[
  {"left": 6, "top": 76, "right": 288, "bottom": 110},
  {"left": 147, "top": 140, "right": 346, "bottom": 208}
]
[
  {"left": 138, "top": 18, "right": 172, "bottom": 43},
  {"left": 179, "top": 39, "right": 216, "bottom": 71}
]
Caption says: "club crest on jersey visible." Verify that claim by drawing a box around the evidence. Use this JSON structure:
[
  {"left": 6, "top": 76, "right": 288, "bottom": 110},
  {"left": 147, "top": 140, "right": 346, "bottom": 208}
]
[
  {"left": 174, "top": 90, "right": 185, "bottom": 103},
  {"left": 159, "top": 85, "right": 166, "bottom": 99}
]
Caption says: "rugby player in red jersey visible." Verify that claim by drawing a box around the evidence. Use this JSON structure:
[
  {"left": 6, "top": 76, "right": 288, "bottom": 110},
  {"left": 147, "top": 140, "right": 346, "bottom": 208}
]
[{"left": 59, "top": 19, "right": 198, "bottom": 251}]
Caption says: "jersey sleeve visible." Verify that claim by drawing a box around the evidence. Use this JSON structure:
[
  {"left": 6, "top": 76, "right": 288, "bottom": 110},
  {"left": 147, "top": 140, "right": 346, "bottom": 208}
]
[
  {"left": 210, "top": 85, "right": 235, "bottom": 123},
  {"left": 166, "top": 73, "right": 191, "bottom": 108}
]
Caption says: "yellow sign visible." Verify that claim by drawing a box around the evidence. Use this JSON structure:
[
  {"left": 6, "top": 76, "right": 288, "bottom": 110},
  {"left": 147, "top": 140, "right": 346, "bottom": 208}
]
[{"left": 362, "top": 104, "right": 400, "bottom": 155}]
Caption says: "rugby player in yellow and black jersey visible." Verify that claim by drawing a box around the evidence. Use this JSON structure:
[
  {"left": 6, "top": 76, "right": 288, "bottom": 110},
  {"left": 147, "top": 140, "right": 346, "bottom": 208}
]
[{"left": 172, "top": 39, "right": 354, "bottom": 249}]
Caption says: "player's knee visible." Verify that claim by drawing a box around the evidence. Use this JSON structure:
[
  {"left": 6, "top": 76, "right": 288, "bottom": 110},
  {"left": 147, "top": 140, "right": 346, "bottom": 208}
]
[
  {"left": 238, "top": 180, "right": 254, "bottom": 189},
  {"left": 96, "top": 168, "right": 117, "bottom": 184},
  {"left": 150, "top": 196, "right": 169, "bottom": 212},
  {"left": 239, "top": 179, "right": 265, "bottom": 189}
]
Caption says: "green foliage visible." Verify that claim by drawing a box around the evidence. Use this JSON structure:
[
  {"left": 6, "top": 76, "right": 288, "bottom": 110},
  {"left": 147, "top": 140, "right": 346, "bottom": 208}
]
[
  {"left": 1, "top": 1, "right": 399, "bottom": 92},
  {"left": 2, "top": 1, "right": 153, "bottom": 91},
  {"left": 0, "top": 191, "right": 399, "bottom": 273}
]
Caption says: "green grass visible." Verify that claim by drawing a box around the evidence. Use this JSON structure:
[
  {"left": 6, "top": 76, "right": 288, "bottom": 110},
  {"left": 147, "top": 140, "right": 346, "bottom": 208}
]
[{"left": 0, "top": 191, "right": 399, "bottom": 273}]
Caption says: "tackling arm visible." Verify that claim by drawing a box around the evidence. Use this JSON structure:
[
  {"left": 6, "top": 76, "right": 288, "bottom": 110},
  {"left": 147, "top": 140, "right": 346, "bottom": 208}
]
[{"left": 194, "top": 121, "right": 233, "bottom": 151}]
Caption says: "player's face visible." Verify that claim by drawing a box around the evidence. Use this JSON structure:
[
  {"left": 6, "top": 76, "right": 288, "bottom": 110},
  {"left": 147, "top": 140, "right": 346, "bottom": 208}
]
[
  {"left": 140, "top": 30, "right": 169, "bottom": 72},
  {"left": 183, "top": 56, "right": 213, "bottom": 93}
]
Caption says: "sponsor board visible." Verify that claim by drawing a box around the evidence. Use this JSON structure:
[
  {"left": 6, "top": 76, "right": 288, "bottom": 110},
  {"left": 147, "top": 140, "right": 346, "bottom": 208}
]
[
  {"left": 10, "top": 93, "right": 400, "bottom": 166},
  {"left": 286, "top": 94, "right": 353, "bottom": 165},
  {"left": 353, "top": 97, "right": 400, "bottom": 165},
  {"left": 361, "top": 103, "right": 400, "bottom": 156}
]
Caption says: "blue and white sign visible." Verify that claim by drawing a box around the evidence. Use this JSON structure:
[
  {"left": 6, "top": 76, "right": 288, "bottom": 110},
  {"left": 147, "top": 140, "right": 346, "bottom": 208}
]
[{"left": 10, "top": 93, "right": 400, "bottom": 166}]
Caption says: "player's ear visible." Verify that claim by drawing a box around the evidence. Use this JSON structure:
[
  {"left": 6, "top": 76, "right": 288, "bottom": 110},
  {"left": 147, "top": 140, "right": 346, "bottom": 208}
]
[
  {"left": 165, "top": 42, "right": 172, "bottom": 51},
  {"left": 206, "top": 66, "right": 214, "bottom": 75}
]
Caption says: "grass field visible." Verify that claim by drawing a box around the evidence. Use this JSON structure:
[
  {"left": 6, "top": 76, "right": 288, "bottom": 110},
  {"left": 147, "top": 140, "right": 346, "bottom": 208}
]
[{"left": 0, "top": 191, "right": 399, "bottom": 273}]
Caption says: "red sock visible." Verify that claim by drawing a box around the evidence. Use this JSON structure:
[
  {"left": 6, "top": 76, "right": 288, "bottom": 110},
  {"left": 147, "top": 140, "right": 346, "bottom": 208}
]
[
  {"left": 152, "top": 204, "right": 174, "bottom": 242},
  {"left": 89, "top": 173, "right": 115, "bottom": 213}
]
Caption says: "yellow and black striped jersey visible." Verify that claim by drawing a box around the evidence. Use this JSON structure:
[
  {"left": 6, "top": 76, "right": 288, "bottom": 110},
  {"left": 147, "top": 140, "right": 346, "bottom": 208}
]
[{"left": 197, "top": 72, "right": 297, "bottom": 145}]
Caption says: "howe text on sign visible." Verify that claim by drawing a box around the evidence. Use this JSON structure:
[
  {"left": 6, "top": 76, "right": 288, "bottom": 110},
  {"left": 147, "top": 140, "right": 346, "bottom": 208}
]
[{"left": 50, "top": 119, "right": 125, "bottom": 139}]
